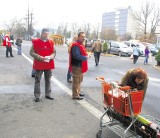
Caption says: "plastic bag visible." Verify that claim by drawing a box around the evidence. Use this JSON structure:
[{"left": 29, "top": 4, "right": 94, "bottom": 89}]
[{"left": 130, "top": 54, "right": 133, "bottom": 59}]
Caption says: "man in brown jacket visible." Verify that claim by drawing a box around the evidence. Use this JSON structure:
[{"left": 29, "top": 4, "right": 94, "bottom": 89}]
[{"left": 92, "top": 39, "right": 102, "bottom": 66}]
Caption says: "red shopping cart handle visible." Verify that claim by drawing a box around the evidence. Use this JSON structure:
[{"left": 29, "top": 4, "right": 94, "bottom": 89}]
[{"left": 119, "top": 86, "right": 131, "bottom": 91}]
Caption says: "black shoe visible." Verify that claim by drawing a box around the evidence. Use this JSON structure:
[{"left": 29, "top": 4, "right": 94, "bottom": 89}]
[
  {"left": 34, "top": 98, "right": 40, "bottom": 102},
  {"left": 72, "top": 97, "right": 83, "bottom": 100},
  {"left": 6, "top": 56, "right": 9, "bottom": 58},
  {"left": 32, "top": 74, "right": 35, "bottom": 77},
  {"left": 79, "top": 93, "right": 85, "bottom": 97},
  {"left": 11, "top": 55, "right": 14, "bottom": 57},
  {"left": 45, "top": 96, "right": 54, "bottom": 100}
]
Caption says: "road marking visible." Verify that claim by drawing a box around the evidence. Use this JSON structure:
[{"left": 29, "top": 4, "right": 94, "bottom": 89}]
[{"left": 20, "top": 50, "right": 109, "bottom": 121}]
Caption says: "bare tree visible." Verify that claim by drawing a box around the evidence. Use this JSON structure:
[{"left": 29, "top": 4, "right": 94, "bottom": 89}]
[
  {"left": 131, "top": 0, "right": 160, "bottom": 42},
  {"left": 4, "top": 17, "right": 17, "bottom": 33},
  {"left": 81, "top": 23, "right": 91, "bottom": 38},
  {"left": 71, "top": 22, "right": 79, "bottom": 35},
  {"left": 101, "top": 28, "right": 117, "bottom": 40},
  {"left": 57, "top": 23, "right": 70, "bottom": 38}
]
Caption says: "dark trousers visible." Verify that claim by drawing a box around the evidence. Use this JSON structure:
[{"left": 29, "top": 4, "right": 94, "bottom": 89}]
[
  {"left": 34, "top": 70, "right": 52, "bottom": 98},
  {"left": 133, "top": 55, "right": 139, "bottom": 63},
  {"left": 6, "top": 46, "right": 13, "bottom": 57},
  {"left": 94, "top": 52, "right": 101, "bottom": 65}
]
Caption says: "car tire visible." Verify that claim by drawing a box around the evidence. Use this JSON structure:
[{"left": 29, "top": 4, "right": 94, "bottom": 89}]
[{"left": 118, "top": 51, "right": 122, "bottom": 56}]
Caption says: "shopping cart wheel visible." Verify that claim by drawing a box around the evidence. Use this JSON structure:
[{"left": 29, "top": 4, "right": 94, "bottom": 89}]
[{"left": 96, "top": 130, "right": 102, "bottom": 138}]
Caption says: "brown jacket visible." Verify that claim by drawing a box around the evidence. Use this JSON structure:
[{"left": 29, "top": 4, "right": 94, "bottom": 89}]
[
  {"left": 92, "top": 41, "right": 102, "bottom": 52},
  {"left": 121, "top": 69, "right": 149, "bottom": 98}
]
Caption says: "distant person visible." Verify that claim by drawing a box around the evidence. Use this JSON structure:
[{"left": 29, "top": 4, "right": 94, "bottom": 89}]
[
  {"left": 144, "top": 46, "right": 150, "bottom": 65},
  {"left": 15, "top": 36, "right": 22, "bottom": 55},
  {"left": 132, "top": 46, "right": 140, "bottom": 64},
  {"left": 30, "top": 28, "right": 55, "bottom": 102},
  {"left": 70, "top": 32, "right": 90, "bottom": 100},
  {"left": 1, "top": 33, "right": 5, "bottom": 41},
  {"left": 3, "top": 32, "right": 14, "bottom": 57},
  {"left": 67, "top": 35, "right": 77, "bottom": 83},
  {"left": 10, "top": 34, "right": 14, "bottom": 45},
  {"left": 120, "top": 68, "right": 149, "bottom": 99},
  {"left": 91, "top": 38, "right": 102, "bottom": 66}
]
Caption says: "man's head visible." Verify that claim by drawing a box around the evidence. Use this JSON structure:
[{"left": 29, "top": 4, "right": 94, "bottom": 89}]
[
  {"left": 41, "top": 28, "right": 49, "bottom": 41},
  {"left": 77, "top": 32, "right": 85, "bottom": 44},
  {"left": 6, "top": 32, "right": 10, "bottom": 36}
]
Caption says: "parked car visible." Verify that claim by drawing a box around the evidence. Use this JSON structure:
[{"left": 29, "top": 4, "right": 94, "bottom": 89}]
[
  {"left": 124, "top": 41, "right": 138, "bottom": 47},
  {"left": 139, "top": 42, "right": 159, "bottom": 56},
  {"left": 124, "top": 41, "right": 143, "bottom": 56},
  {"left": 137, "top": 43, "right": 145, "bottom": 56},
  {"left": 153, "top": 43, "right": 160, "bottom": 50},
  {"left": 85, "top": 39, "right": 93, "bottom": 48},
  {"left": 148, "top": 44, "right": 159, "bottom": 56},
  {"left": 110, "top": 42, "right": 133, "bottom": 56}
]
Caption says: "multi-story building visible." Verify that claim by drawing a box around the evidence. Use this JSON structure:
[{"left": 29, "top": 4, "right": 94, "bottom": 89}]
[{"left": 102, "top": 7, "right": 139, "bottom": 38}]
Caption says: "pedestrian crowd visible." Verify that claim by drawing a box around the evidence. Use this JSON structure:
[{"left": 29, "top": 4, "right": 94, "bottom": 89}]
[
  {"left": 1, "top": 28, "right": 149, "bottom": 103},
  {"left": 1, "top": 32, "right": 23, "bottom": 57},
  {"left": 29, "top": 28, "right": 148, "bottom": 103}
]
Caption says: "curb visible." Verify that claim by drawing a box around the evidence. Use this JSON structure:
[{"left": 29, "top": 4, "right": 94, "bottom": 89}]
[{"left": 153, "top": 65, "right": 160, "bottom": 70}]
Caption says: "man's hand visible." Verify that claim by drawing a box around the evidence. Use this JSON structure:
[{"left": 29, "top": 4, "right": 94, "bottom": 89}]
[{"left": 40, "top": 56, "right": 45, "bottom": 61}]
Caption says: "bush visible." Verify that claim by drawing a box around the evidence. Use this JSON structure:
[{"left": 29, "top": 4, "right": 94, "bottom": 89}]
[
  {"left": 155, "top": 49, "right": 160, "bottom": 66},
  {"left": 103, "top": 42, "right": 108, "bottom": 53}
]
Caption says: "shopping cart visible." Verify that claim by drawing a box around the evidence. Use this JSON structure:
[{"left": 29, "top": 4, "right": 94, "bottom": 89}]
[{"left": 96, "top": 77, "right": 144, "bottom": 138}]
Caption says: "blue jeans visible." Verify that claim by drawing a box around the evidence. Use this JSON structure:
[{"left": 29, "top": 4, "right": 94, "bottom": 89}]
[
  {"left": 17, "top": 46, "right": 22, "bottom": 55},
  {"left": 144, "top": 55, "right": 149, "bottom": 64}
]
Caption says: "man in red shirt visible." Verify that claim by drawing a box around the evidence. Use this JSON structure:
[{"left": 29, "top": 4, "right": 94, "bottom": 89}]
[{"left": 30, "top": 28, "right": 55, "bottom": 102}]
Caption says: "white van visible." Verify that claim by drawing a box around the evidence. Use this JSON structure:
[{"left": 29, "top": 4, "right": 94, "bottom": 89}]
[{"left": 124, "top": 41, "right": 144, "bottom": 56}]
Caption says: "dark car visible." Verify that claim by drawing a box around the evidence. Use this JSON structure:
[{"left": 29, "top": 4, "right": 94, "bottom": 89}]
[
  {"left": 148, "top": 44, "right": 159, "bottom": 56},
  {"left": 85, "top": 40, "right": 93, "bottom": 47},
  {"left": 153, "top": 43, "right": 160, "bottom": 50}
]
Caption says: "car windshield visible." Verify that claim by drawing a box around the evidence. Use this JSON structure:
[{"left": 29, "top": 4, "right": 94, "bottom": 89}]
[
  {"left": 138, "top": 44, "right": 145, "bottom": 48},
  {"left": 118, "top": 43, "right": 128, "bottom": 48}
]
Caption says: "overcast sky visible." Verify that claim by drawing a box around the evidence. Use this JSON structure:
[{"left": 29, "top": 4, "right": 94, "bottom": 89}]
[{"left": 0, "top": 0, "right": 159, "bottom": 29}]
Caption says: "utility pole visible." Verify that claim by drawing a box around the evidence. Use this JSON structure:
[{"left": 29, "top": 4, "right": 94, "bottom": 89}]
[
  {"left": 27, "top": 3, "right": 30, "bottom": 40},
  {"left": 97, "top": 23, "right": 100, "bottom": 39},
  {"left": 30, "top": 11, "right": 33, "bottom": 37}
]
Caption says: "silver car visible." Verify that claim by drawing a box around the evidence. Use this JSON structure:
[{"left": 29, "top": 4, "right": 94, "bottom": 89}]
[{"left": 110, "top": 42, "right": 133, "bottom": 56}]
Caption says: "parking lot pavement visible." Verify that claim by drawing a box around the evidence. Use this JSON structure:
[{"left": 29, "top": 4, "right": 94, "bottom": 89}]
[{"left": 0, "top": 46, "right": 119, "bottom": 138}]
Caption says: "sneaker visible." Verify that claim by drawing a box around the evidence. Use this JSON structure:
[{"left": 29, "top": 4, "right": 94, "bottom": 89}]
[
  {"left": 34, "top": 98, "right": 40, "bottom": 102},
  {"left": 67, "top": 79, "right": 72, "bottom": 83}
]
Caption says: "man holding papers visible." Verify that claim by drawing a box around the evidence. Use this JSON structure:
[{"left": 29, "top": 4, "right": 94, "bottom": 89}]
[{"left": 30, "top": 28, "right": 55, "bottom": 102}]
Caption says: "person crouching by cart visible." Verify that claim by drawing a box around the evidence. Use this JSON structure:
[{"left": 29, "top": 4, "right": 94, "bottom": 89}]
[{"left": 120, "top": 68, "right": 149, "bottom": 99}]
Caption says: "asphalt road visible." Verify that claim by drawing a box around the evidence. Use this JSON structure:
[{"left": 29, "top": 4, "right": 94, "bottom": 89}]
[{"left": 0, "top": 41, "right": 159, "bottom": 138}]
